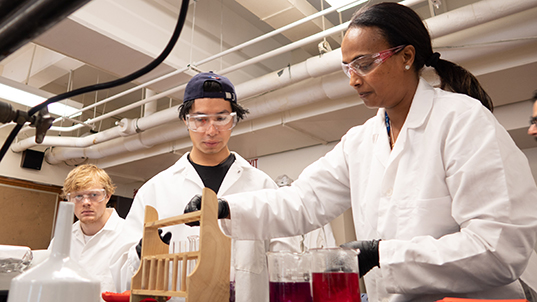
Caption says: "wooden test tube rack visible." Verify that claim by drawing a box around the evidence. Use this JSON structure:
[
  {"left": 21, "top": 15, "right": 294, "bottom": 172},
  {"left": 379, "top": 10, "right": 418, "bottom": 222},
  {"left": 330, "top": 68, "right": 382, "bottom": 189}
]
[{"left": 130, "top": 188, "right": 231, "bottom": 302}]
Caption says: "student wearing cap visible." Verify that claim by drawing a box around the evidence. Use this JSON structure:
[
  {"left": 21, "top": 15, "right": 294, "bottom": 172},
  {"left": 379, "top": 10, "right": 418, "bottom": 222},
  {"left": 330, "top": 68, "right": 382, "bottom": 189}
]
[{"left": 109, "top": 72, "right": 301, "bottom": 301}]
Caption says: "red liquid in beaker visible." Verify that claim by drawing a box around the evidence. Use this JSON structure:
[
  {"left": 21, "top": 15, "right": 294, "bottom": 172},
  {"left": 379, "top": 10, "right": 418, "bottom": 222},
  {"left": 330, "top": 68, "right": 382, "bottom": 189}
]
[
  {"left": 269, "top": 281, "right": 313, "bottom": 302},
  {"left": 311, "top": 272, "right": 360, "bottom": 302}
]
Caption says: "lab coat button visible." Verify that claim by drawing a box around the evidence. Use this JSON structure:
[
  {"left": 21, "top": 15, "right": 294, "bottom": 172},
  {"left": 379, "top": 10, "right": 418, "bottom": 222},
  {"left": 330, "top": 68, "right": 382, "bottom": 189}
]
[{"left": 386, "top": 188, "right": 393, "bottom": 196}]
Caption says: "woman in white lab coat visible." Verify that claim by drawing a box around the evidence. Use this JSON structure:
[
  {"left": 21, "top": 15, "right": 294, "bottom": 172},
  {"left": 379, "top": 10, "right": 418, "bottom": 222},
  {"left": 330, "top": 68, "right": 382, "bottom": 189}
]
[{"left": 186, "top": 3, "right": 537, "bottom": 301}]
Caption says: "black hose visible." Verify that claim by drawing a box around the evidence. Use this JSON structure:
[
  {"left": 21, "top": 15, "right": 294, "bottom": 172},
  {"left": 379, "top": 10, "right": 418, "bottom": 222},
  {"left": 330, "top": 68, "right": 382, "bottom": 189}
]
[
  {"left": 0, "top": 0, "right": 190, "bottom": 162},
  {"left": 0, "top": 123, "right": 23, "bottom": 161}
]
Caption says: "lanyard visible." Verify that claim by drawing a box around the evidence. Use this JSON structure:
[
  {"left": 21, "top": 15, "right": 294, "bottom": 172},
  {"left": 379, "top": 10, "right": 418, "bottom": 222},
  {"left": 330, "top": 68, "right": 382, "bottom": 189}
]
[
  {"left": 385, "top": 111, "right": 391, "bottom": 147},
  {"left": 384, "top": 111, "right": 390, "bottom": 137}
]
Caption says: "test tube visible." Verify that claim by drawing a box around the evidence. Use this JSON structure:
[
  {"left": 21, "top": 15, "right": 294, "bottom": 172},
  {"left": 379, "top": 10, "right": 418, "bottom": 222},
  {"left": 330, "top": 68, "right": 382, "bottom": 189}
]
[{"left": 187, "top": 235, "right": 199, "bottom": 274}]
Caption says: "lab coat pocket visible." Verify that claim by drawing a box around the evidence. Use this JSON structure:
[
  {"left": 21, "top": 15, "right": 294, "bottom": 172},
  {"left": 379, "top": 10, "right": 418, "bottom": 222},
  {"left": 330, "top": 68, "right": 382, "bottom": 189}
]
[
  {"left": 397, "top": 195, "right": 458, "bottom": 239},
  {"left": 233, "top": 240, "right": 265, "bottom": 274}
]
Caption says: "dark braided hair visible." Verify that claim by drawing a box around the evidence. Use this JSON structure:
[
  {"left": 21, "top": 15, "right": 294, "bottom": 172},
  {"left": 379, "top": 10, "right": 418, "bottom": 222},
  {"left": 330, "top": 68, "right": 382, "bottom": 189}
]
[{"left": 349, "top": 2, "right": 493, "bottom": 111}]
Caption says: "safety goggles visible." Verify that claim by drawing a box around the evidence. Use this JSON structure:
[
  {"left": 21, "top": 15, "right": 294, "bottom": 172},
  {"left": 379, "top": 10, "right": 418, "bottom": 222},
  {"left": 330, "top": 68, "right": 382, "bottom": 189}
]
[
  {"left": 185, "top": 112, "right": 237, "bottom": 132},
  {"left": 67, "top": 189, "right": 107, "bottom": 203},
  {"left": 530, "top": 116, "right": 537, "bottom": 126},
  {"left": 341, "top": 45, "right": 406, "bottom": 78}
]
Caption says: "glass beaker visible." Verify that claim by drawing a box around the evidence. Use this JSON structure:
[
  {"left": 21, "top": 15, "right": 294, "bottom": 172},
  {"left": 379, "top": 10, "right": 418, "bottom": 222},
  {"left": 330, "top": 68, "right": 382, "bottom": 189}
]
[
  {"left": 308, "top": 247, "right": 360, "bottom": 302},
  {"left": 266, "top": 251, "right": 312, "bottom": 302}
]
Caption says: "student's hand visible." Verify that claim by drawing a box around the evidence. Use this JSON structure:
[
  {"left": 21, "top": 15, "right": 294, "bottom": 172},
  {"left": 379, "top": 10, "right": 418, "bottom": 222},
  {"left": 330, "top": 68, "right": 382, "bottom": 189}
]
[
  {"left": 135, "top": 229, "right": 172, "bottom": 259},
  {"left": 183, "top": 194, "right": 230, "bottom": 227},
  {"left": 340, "top": 239, "right": 381, "bottom": 278}
]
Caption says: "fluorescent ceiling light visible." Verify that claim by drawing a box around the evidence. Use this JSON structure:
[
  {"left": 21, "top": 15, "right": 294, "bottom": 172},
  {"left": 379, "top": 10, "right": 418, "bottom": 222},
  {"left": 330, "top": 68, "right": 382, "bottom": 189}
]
[{"left": 0, "top": 78, "right": 82, "bottom": 118}]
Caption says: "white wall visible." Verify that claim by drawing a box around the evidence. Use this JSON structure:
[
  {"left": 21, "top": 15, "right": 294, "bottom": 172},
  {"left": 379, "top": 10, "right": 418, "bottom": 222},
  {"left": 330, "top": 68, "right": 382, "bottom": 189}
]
[
  {"left": 256, "top": 142, "right": 338, "bottom": 181},
  {"left": 0, "top": 146, "right": 72, "bottom": 187},
  {"left": 256, "top": 141, "right": 357, "bottom": 245}
]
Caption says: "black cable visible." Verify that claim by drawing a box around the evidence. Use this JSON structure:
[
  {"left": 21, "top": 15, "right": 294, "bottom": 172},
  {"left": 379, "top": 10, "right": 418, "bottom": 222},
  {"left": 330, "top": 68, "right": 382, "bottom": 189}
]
[
  {"left": 0, "top": 0, "right": 190, "bottom": 162},
  {"left": 0, "top": 123, "right": 23, "bottom": 161},
  {"left": 31, "top": 0, "right": 189, "bottom": 116}
]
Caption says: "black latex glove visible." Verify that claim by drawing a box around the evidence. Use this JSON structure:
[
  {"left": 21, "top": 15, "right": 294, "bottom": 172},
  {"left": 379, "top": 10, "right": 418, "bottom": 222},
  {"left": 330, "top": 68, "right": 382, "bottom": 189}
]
[
  {"left": 183, "top": 194, "right": 230, "bottom": 227},
  {"left": 135, "top": 229, "right": 172, "bottom": 259},
  {"left": 340, "top": 239, "right": 381, "bottom": 278}
]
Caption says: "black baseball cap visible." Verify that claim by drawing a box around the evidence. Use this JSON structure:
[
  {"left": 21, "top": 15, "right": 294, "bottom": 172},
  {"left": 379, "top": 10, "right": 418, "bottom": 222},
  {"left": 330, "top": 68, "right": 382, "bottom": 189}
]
[{"left": 183, "top": 71, "right": 237, "bottom": 103}]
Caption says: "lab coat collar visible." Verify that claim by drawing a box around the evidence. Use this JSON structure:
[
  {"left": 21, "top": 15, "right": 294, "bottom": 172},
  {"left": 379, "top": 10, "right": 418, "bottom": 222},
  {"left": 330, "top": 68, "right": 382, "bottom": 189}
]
[
  {"left": 377, "top": 78, "right": 434, "bottom": 129},
  {"left": 215, "top": 152, "right": 249, "bottom": 195},
  {"left": 402, "top": 77, "right": 434, "bottom": 129},
  {"left": 169, "top": 151, "right": 248, "bottom": 172},
  {"left": 101, "top": 209, "right": 122, "bottom": 231},
  {"left": 168, "top": 151, "right": 248, "bottom": 195},
  {"left": 168, "top": 152, "right": 205, "bottom": 188},
  {"left": 72, "top": 208, "right": 120, "bottom": 242},
  {"left": 373, "top": 112, "right": 391, "bottom": 167},
  {"left": 374, "top": 77, "right": 434, "bottom": 166}
]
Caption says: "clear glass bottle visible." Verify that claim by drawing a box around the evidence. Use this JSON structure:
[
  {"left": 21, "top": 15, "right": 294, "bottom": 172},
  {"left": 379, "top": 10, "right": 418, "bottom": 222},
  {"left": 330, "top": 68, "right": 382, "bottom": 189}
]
[{"left": 8, "top": 202, "right": 100, "bottom": 302}]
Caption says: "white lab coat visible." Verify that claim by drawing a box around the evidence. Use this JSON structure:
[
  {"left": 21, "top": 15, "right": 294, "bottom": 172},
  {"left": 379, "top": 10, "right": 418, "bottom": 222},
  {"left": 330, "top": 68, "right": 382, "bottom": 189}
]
[
  {"left": 301, "top": 224, "right": 337, "bottom": 251},
  {"left": 49, "top": 208, "right": 124, "bottom": 300},
  {"left": 222, "top": 79, "right": 537, "bottom": 302},
  {"left": 110, "top": 152, "right": 300, "bottom": 301}
]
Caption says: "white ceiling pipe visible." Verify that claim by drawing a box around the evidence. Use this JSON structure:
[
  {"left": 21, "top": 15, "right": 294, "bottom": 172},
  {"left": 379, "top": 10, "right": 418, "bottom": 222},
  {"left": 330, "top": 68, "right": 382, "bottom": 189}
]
[
  {"left": 40, "top": 0, "right": 532, "bottom": 134},
  {"left": 21, "top": 21, "right": 349, "bottom": 136},
  {"left": 236, "top": 49, "right": 342, "bottom": 101},
  {"left": 13, "top": 46, "right": 343, "bottom": 152},
  {"left": 39, "top": 0, "right": 537, "bottom": 163},
  {"left": 12, "top": 126, "right": 124, "bottom": 151},
  {"left": 45, "top": 70, "right": 353, "bottom": 164},
  {"left": 12, "top": 0, "right": 450, "bottom": 136},
  {"left": 14, "top": 48, "right": 337, "bottom": 152},
  {"left": 16, "top": 65, "right": 190, "bottom": 135},
  {"left": 46, "top": 121, "right": 188, "bottom": 164},
  {"left": 196, "top": 0, "right": 359, "bottom": 65},
  {"left": 97, "top": 138, "right": 191, "bottom": 170},
  {"left": 98, "top": 80, "right": 362, "bottom": 170},
  {"left": 424, "top": 0, "right": 537, "bottom": 39},
  {"left": 94, "top": 91, "right": 534, "bottom": 170},
  {"left": 12, "top": 103, "right": 181, "bottom": 152},
  {"left": 22, "top": 0, "right": 524, "bottom": 136},
  {"left": 15, "top": 45, "right": 342, "bottom": 153},
  {"left": 243, "top": 71, "right": 353, "bottom": 120},
  {"left": 217, "top": 21, "right": 349, "bottom": 76},
  {"left": 20, "top": 0, "right": 363, "bottom": 135}
]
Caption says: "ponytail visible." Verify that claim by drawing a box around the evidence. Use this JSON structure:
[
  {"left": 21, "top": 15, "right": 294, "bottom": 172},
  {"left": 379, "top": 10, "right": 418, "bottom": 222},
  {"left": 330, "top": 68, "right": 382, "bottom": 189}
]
[{"left": 427, "top": 54, "right": 493, "bottom": 111}]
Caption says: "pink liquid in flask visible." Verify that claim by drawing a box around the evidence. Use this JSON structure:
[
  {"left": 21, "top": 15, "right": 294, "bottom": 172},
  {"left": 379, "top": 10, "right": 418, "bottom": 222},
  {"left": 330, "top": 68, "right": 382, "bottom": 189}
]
[
  {"left": 311, "top": 272, "right": 360, "bottom": 302},
  {"left": 269, "top": 281, "right": 313, "bottom": 302}
]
